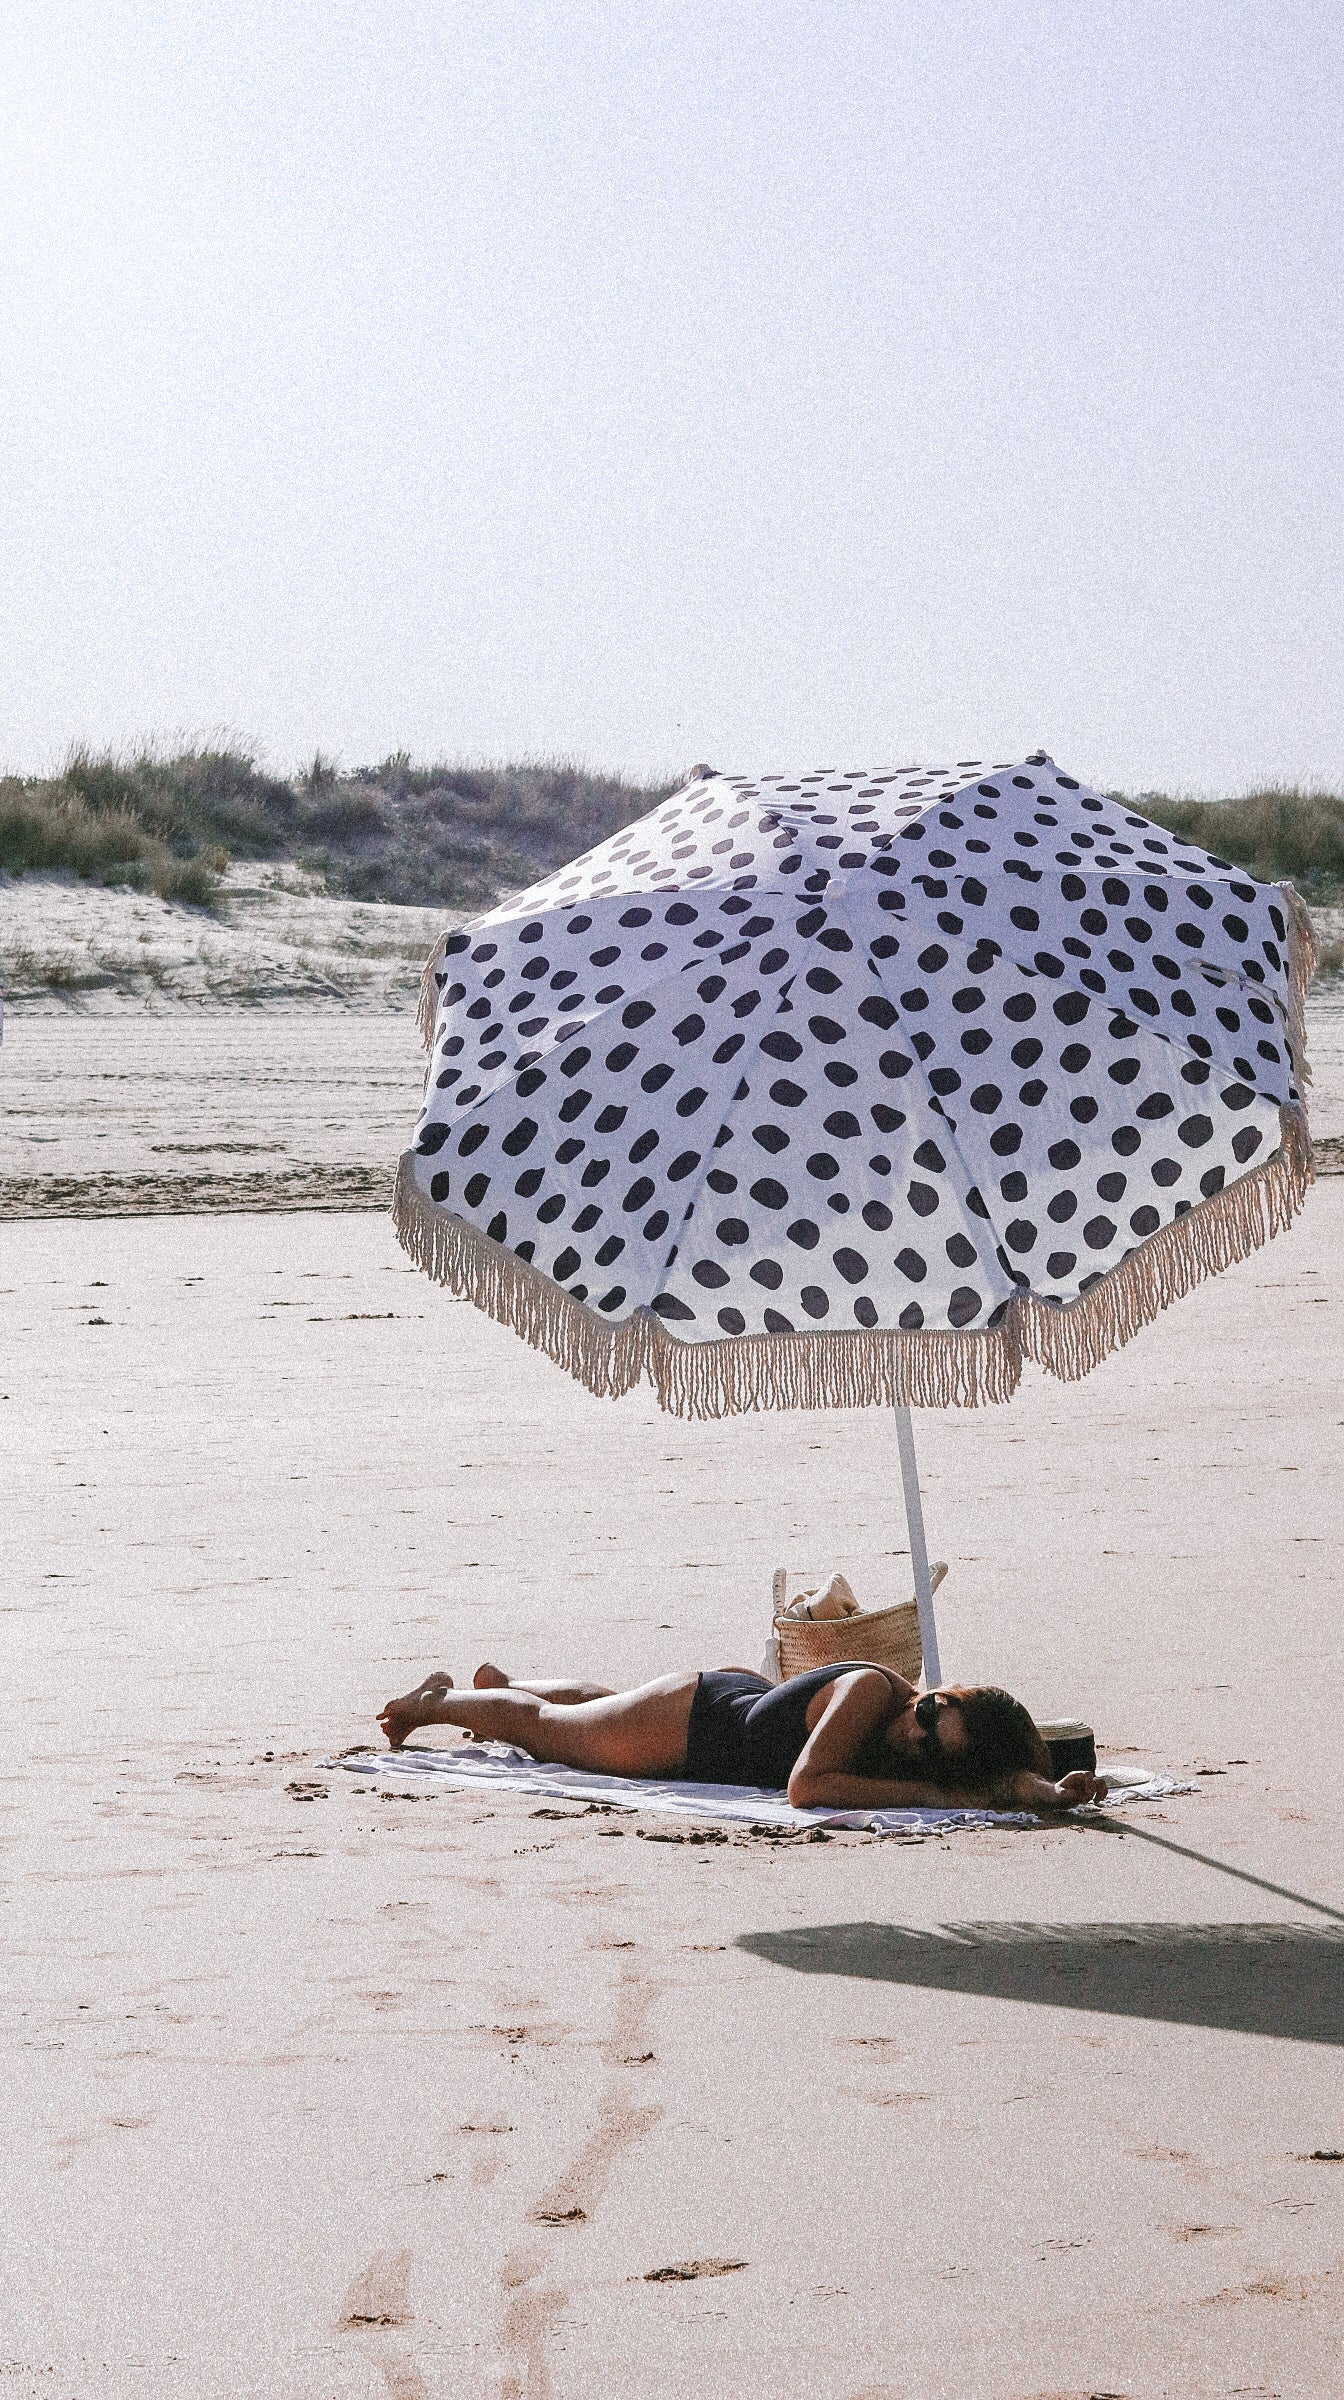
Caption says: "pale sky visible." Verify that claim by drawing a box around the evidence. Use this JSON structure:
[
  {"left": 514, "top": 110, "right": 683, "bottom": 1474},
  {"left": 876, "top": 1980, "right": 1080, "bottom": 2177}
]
[{"left": 2, "top": 1, "right": 1341, "bottom": 792}]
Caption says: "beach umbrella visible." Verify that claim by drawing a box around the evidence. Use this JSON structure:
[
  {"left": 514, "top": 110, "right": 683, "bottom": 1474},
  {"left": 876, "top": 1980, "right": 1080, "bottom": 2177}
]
[{"left": 395, "top": 754, "right": 1315, "bottom": 1676}]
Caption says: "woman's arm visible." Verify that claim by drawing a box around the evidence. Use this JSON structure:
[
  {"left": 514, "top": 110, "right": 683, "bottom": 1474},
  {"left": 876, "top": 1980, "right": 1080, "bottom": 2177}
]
[
  {"left": 786, "top": 1677, "right": 1109, "bottom": 1812},
  {"left": 789, "top": 1763, "right": 1108, "bottom": 1813},
  {"left": 786, "top": 1671, "right": 938, "bottom": 1810},
  {"left": 788, "top": 1768, "right": 961, "bottom": 1809}
]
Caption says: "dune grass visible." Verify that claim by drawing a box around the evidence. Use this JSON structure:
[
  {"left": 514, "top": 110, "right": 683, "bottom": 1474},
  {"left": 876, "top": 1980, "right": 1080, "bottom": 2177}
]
[
  {"left": 3, "top": 750, "right": 1342, "bottom": 930},
  {"left": 1136, "top": 787, "right": 1344, "bottom": 901},
  {"left": 0, "top": 755, "right": 233, "bottom": 907},
  {"left": 0, "top": 747, "right": 675, "bottom": 913}
]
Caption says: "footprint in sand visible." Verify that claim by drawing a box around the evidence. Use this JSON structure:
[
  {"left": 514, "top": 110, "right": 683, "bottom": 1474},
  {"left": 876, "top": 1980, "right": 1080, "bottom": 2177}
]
[
  {"left": 340, "top": 2254, "right": 430, "bottom": 2399},
  {"left": 529, "top": 2102, "right": 662, "bottom": 2228},
  {"left": 503, "top": 1970, "right": 665, "bottom": 2386},
  {"left": 341, "top": 2247, "right": 414, "bottom": 2329},
  {"left": 644, "top": 2258, "right": 748, "bottom": 2283},
  {"left": 497, "top": 2245, "right": 568, "bottom": 2400}
]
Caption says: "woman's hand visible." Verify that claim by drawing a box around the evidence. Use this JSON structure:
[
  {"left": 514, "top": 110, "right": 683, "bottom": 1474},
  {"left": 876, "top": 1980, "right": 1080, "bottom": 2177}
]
[
  {"left": 1054, "top": 1767, "right": 1107, "bottom": 1806},
  {"left": 1013, "top": 1767, "right": 1108, "bottom": 1810}
]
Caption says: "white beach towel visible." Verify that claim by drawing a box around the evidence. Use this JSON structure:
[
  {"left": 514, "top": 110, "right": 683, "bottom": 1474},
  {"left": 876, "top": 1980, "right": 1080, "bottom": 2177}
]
[{"left": 328, "top": 1741, "right": 1191, "bottom": 1833}]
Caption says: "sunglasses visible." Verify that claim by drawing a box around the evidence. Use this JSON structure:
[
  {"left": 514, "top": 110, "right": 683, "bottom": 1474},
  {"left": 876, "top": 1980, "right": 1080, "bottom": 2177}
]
[{"left": 913, "top": 1692, "right": 942, "bottom": 1740}]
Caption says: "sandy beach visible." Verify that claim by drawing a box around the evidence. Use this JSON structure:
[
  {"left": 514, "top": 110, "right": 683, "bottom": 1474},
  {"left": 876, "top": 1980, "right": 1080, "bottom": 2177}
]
[
  {"left": 7, "top": 3, "right": 1343, "bottom": 2380},
  {"left": 6, "top": 1168, "right": 1343, "bottom": 2397},
  {"left": 8, "top": 1003, "right": 1340, "bottom": 1216},
  {"left": 7, "top": 0, "right": 1344, "bottom": 2382}
]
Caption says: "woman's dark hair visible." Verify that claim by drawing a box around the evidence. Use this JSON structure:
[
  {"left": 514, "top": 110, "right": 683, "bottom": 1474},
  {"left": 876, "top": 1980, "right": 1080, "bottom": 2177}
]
[{"left": 924, "top": 1685, "right": 1051, "bottom": 1794}]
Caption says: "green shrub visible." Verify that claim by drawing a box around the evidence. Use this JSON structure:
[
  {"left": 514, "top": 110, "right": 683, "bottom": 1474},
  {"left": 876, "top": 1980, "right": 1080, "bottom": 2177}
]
[
  {"left": 0, "top": 781, "right": 150, "bottom": 882},
  {"left": 152, "top": 849, "right": 229, "bottom": 907},
  {"left": 0, "top": 773, "right": 226, "bottom": 907},
  {"left": 63, "top": 753, "right": 145, "bottom": 817},
  {"left": 66, "top": 743, "right": 296, "bottom": 855},
  {"left": 307, "top": 789, "right": 388, "bottom": 841}
]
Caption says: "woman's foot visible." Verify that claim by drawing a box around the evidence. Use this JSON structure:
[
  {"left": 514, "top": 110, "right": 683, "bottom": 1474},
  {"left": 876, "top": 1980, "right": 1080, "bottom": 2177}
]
[
  {"left": 378, "top": 1670, "right": 452, "bottom": 1750},
  {"left": 472, "top": 1662, "right": 510, "bottom": 1689}
]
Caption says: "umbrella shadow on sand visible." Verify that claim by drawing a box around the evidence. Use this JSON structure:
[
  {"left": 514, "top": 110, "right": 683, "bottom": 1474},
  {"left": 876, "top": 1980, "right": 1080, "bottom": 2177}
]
[{"left": 736, "top": 1919, "right": 1344, "bottom": 2044}]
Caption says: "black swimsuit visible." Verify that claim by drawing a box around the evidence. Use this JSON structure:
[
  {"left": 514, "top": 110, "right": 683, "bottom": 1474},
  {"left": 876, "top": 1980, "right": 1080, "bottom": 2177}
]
[{"left": 681, "top": 1663, "right": 903, "bottom": 1790}]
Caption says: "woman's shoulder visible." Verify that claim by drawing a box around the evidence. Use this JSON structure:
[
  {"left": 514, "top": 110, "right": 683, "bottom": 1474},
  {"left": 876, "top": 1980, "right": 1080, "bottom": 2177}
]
[
  {"left": 782, "top": 1660, "right": 895, "bottom": 1699},
  {"left": 823, "top": 1660, "right": 905, "bottom": 1696},
  {"left": 798, "top": 1662, "right": 901, "bottom": 1726}
]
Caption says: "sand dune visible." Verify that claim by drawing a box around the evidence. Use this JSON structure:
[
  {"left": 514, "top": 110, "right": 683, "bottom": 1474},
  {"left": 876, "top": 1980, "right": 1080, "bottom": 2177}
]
[{"left": 1, "top": 862, "right": 446, "bottom": 1012}]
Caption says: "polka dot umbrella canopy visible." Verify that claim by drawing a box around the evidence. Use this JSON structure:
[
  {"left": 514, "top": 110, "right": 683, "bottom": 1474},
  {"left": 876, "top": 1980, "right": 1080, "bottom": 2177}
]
[{"left": 398, "top": 752, "right": 1314, "bottom": 1427}]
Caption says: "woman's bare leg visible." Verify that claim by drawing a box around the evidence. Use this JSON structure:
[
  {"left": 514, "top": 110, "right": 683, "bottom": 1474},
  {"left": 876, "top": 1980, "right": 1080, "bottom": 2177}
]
[
  {"left": 473, "top": 1661, "right": 615, "bottom": 1705},
  {"left": 377, "top": 1672, "right": 698, "bottom": 1774}
]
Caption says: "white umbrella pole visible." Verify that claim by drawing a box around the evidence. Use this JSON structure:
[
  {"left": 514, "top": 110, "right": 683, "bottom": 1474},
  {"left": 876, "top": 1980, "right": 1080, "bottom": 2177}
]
[{"left": 894, "top": 1405, "right": 942, "bottom": 1687}]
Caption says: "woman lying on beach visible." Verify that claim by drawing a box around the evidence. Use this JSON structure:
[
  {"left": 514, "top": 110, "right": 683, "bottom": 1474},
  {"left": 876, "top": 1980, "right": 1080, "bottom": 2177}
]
[{"left": 377, "top": 1661, "right": 1105, "bottom": 1812}]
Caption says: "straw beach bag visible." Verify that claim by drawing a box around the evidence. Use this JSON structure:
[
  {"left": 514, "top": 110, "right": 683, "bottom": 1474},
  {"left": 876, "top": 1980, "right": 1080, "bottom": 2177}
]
[{"left": 766, "top": 1567, "right": 944, "bottom": 1686}]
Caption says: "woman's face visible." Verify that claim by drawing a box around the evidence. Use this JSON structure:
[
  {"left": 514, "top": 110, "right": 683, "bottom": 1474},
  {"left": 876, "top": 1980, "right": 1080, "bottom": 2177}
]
[{"left": 885, "top": 1687, "right": 970, "bottom": 1763}]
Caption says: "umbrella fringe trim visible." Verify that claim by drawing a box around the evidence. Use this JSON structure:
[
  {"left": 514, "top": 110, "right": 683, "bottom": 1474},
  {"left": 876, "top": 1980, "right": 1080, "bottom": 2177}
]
[
  {"left": 1011, "top": 1102, "right": 1313, "bottom": 1382},
  {"left": 394, "top": 1104, "right": 1312, "bottom": 1415},
  {"left": 393, "top": 1151, "right": 653, "bottom": 1399},
  {"left": 643, "top": 1316, "right": 1020, "bottom": 1415},
  {"left": 392, "top": 1154, "right": 1020, "bottom": 1411}
]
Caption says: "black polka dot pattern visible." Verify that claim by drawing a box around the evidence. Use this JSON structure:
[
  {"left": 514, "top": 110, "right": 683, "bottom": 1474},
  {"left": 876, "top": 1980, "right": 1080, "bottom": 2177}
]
[{"left": 407, "top": 758, "right": 1306, "bottom": 1343}]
